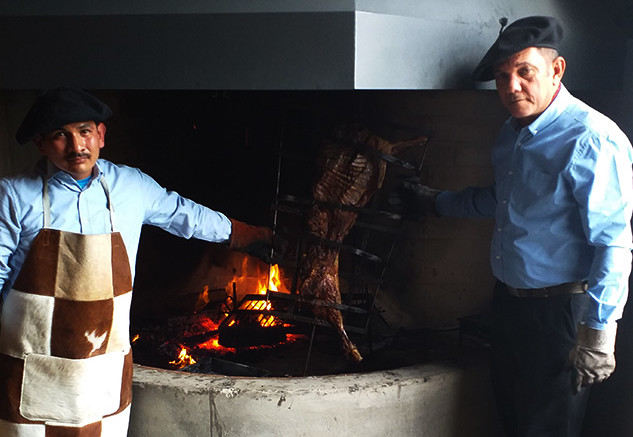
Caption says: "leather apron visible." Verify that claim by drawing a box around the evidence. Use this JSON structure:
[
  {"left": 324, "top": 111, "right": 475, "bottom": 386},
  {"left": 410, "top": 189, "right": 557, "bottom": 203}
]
[{"left": 0, "top": 176, "right": 134, "bottom": 436}]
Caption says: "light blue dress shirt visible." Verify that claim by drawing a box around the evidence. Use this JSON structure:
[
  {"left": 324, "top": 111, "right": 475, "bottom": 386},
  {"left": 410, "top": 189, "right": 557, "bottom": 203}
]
[
  {"left": 436, "top": 85, "right": 633, "bottom": 329},
  {"left": 0, "top": 158, "right": 232, "bottom": 299}
]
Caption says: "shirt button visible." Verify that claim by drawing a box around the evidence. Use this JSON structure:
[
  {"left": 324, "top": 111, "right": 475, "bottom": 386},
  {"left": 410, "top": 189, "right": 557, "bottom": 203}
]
[
  {"left": 508, "top": 170, "right": 513, "bottom": 175},
  {"left": 497, "top": 227, "right": 502, "bottom": 232},
  {"left": 502, "top": 200, "right": 508, "bottom": 204},
  {"left": 496, "top": 255, "right": 501, "bottom": 260}
]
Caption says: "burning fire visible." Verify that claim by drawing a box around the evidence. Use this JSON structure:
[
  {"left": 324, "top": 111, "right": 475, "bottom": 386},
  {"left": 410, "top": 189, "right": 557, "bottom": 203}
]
[
  {"left": 222, "top": 263, "right": 292, "bottom": 329},
  {"left": 228, "top": 260, "right": 290, "bottom": 296},
  {"left": 142, "top": 262, "right": 294, "bottom": 369},
  {"left": 222, "top": 262, "right": 290, "bottom": 329},
  {"left": 259, "top": 264, "right": 288, "bottom": 294},
  {"left": 169, "top": 345, "right": 196, "bottom": 368}
]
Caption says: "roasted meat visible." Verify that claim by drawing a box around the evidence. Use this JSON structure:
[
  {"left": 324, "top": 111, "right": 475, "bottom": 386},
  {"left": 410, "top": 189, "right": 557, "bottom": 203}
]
[{"left": 297, "top": 123, "right": 428, "bottom": 362}]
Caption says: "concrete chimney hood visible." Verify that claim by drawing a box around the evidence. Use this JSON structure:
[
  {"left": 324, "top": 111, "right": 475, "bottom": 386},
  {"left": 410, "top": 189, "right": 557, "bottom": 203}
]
[{"left": 0, "top": 0, "right": 625, "bottom": 90}]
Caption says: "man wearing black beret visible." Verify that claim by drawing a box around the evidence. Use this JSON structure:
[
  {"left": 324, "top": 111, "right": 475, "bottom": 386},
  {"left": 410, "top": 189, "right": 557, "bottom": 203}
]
[
  {"left": 401, "top": 16, "right": 633, "bottom": 436},
  {"left": 0, "top": 87, "right": 284, "bottom": 435}
]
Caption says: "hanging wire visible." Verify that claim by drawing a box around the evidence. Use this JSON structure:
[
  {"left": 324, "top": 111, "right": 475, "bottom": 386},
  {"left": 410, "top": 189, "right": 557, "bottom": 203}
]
[{"left": 266, "top": 110, "right": 287, "bottom": 301}]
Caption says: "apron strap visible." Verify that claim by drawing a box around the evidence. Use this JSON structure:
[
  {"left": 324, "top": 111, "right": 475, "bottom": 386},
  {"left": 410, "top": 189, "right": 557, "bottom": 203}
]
[
  {"left": 42, "top": 177, "right": 51, "bottom": 228},
  {"left": 99, "top": 176, "right": 117, "bottom": 233},
  {"left": 41, "top": 175, "right": 117, "bottom": 232}
]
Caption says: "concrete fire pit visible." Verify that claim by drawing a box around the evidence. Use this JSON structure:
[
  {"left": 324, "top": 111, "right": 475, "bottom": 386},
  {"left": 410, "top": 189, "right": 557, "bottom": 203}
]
[{"left": 127, "top": 350, "right": 501, "bottom": 437}]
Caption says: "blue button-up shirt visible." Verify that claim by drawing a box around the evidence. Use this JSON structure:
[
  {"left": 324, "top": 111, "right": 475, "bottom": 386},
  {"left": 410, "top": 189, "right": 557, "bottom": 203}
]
[
  {"left": 0, "top": 158, "right": 232, "bottom": 299},
  {"left": 436, "top": 85, "right": 633, "bottom": 329}
]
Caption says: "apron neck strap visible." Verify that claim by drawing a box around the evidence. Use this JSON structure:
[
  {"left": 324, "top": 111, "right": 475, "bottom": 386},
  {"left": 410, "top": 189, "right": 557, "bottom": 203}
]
[
  {"left": 42, "top": 177, "right": 51, "bottom": 228},
  {"left": 42, "top": 175, "right": 117, "bottom": 232},
  {"left": 99, "top": 176, "right": 117, "bottom": 232}
]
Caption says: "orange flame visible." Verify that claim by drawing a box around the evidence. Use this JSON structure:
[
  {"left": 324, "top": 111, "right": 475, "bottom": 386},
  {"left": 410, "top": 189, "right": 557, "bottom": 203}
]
[
  {"left": 227, "top": 260, "right": 290, "bottom": 296},
  {"left": 169, "top": 345, "right": 196, "bottom": 369},
  {"left": 258, "top": 264, "right": 289, "bottom": 294},
  {"left": 193, "top": 285, "right": 210, "bottom": 312},
  {"left": 162, "top": 261, "right": 294, "bottom": 363}
]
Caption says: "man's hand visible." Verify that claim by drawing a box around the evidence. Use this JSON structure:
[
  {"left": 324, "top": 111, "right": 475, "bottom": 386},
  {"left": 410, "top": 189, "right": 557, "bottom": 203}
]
[
  {"left": 389, "top": 176, "right": 441, "bottom": 220},
  {"left": 228, "top": 219, "right": 287, "bottom": 264},
  {"left": 568, "top": 323, "right": 617, "bottom": 393}
]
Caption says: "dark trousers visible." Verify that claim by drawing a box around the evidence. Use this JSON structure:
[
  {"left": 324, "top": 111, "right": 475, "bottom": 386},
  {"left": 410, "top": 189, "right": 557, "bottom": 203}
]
[{"left": 491, "top": 281, "right": 591, "bottom": 437}]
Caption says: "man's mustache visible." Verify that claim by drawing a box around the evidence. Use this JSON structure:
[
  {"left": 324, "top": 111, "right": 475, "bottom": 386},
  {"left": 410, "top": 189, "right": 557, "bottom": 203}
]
[{"left": 65, "top": 152, "right": 90, "bottom": 159}]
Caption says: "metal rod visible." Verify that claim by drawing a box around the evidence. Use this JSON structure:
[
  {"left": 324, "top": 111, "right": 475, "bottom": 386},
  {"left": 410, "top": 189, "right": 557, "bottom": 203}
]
[
  {"left": 232, "top": 281, "right": 237, "bottom": 312},
  {"left": 361, "top": 138, "right": 433, "bottom": 335},
  {"left": 416, "top": 139, "right": 431, "bottom": 177},
  {"left": 251, "top": 291, "right": 370, "bottom": 314},
  {"left": 267, "top": 111, "right": 287, "bottom": 302},
  {"left": 271, "top": 113, "right": 286, "bottom": 239},
  {"left": 277, "top": 194, "right": 402, "bottom": 219},
  {"left": 303, "top": 324, "right": 317, "bottom": 376},
  {"left": 303, "top": 234, "right": 382, "bottom": 263}
]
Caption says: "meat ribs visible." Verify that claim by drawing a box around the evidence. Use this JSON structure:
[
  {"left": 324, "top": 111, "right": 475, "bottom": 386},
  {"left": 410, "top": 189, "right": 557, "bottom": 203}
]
[{"left": 297, "top": 123, "right": 428, "bottom": 362}]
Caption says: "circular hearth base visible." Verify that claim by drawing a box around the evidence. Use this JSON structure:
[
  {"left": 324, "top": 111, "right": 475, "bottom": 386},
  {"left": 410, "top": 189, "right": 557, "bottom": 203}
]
[{"left": 128, "top": 343, "right": 503, "bottom": 437}]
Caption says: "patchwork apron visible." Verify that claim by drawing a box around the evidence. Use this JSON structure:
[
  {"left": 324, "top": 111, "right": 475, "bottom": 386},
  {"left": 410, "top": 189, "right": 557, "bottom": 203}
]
[{"left": 0, "top": 177, "right": 134, "bottom": 437}]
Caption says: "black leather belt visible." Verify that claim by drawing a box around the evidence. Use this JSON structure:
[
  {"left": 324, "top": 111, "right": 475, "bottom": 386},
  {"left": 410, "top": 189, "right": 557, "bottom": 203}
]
[{"left": 506, "top": 281, "right": 588, "bottom": 298}]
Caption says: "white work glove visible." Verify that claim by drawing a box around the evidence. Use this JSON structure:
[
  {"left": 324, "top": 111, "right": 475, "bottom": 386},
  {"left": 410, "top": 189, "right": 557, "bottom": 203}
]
[{"left": 568, "top": 323, "right": 617, "bottom": 394}]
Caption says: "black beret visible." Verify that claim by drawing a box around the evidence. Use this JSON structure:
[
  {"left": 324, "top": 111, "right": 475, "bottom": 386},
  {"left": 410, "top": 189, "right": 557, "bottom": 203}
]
[
  {"left": 472, "top": 16, "right": 563, "bottom": 82},
  {"left": 16, "top": 87, "right": 112, "bottom": 145}
]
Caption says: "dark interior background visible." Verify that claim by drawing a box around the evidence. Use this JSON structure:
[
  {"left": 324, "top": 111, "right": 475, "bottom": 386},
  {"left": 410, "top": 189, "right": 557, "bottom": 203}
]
[{"left": 3, "top": 0, "right": 633, "bottom": 435}]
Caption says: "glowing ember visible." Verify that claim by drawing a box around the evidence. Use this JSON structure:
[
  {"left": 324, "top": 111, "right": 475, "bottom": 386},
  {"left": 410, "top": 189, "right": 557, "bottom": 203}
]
[
  {"left": 169, "top": 345, "right": 197, "bottom": 369},
  {"left": 241, "top": 299, "right": 272, "bottom": 311},
  {"left": 197, "top": 337, "right": 235, "bottom": 354},
  {"left": 197, "top": 315, "right": 221, "bottom": 332}
]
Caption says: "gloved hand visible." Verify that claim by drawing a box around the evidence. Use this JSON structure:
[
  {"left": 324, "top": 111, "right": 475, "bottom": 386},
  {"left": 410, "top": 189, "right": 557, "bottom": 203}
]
[
  {"left": 228, "top": 218, "right": 287, "bottom": 264},
  {"left": 389, "top": 176, "right": 441, "bottom": 220},
  {"left": 568, "top": 323, "right": 617, "bottom": 394}
]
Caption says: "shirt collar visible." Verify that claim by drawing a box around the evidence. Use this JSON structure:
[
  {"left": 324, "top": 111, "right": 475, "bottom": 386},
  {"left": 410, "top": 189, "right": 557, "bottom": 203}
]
[{"left": 39, "top": 157, "right": 103, "bottom": 185}]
